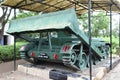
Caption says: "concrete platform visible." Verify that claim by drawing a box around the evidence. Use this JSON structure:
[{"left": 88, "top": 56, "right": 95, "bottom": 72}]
[{"left": 17, "top": 57, "right": 120, "bottom": 80}]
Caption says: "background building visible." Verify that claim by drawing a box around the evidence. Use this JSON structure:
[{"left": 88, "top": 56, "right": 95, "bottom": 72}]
[{"left": 0, "top": 23, "right": 14, "bottom": 45}]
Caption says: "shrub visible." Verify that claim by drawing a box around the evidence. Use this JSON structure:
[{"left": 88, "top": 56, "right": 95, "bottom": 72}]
[{"left": 0, "top": 42, "right": 27, "bottom": 62}]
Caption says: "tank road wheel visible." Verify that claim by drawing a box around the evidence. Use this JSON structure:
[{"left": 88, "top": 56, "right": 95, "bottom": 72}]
[
  {"left": 70, "top": 50, "right": 77, "bottom": 65},
  {"left": 104, "top": 47, "right": 110, "bottom": 59},
  {"left": 105, "top": 49, "right": 109, "bottom": 58},
  {"left": 102, "top": 48, "right": 109, "bottom": 59},
  {"left": 78, "top": 52, "right": 87, "bottom": 70},
  {"left": 62, "top": 50, "right": 77, "bottom": 66}
]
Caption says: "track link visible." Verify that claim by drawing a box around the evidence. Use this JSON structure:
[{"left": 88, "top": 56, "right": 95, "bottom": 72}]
[{"left": 62, "top": 53, "right": 80, "bottom": 70}]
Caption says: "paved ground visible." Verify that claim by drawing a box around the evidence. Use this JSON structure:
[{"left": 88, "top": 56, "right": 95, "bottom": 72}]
[
  {"left": 0, "top": 59, "right": 27, "bottom": 73},
  {"left": 0, "top": 58, "right": 120, "bottom": 80},
  {"left": 0, "top": 59, "right": 48, "bottom": 80},
  {"left": 102, "top": 60, "right": 120, "bottom": 80},
  {"left": 0, "top": 71, "right": 47, "bottom": 80}
]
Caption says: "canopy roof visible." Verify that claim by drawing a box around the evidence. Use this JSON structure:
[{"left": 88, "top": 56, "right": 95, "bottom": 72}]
[
  {"left": 7, "top": 8, "right": 79, "bottom": 34},
  {"left": 0, "top": 0, "right": 120, "bottom": 15}
]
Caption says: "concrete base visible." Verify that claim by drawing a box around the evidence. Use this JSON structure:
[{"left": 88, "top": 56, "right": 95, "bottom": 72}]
[
  {"left": 93, "top": 57, "right": 120, "bottom": 80},
  {"left": 17, "top": 57, "right": 120, "bottom": 80},
  {"left": 18, "top": 64, "right": 50, "bottom": 80}
]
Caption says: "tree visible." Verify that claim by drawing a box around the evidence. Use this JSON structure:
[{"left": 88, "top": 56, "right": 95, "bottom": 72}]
[
  {"left": 79, "top": 12, "right": 109, "bottom": 37},
  {"left": 0, "top": 6, "right": 12, "bottom": 42},
  {"left": 15, "top": 10, "right": 38, "bottom": 19},
  {"left": 113, "top": 26, "right": 119, "bottom": 38},
  {"left": 0, "top": 7, "right": 37, "bottom": 42},
  {"left": 91, "top": 12, "right": 109, "bottom": 37}
]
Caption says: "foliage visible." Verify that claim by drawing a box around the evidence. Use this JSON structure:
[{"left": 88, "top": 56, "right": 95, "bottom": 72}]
[
  {"left": 0, "top": 42, "right": 27, "bottom": 63},
  {"left": 112, "top": 22, "right": 119, "bottom": 38},
  {"left": 0, "top": 45, "right": 19, "bottom": 62},
  {"left": 79, "top": 12, "right": 109, "bottom": 37},
  {"left": 104, "top": 36, "right": 119, "bottom": 53},
  {"left": 16, "top": 11, "right": 38, "bottom": 19}
]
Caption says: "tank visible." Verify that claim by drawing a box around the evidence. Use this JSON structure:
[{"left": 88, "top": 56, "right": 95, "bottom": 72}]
[{"left": 7, "top": 8, "right": 110, "bottom": 70}]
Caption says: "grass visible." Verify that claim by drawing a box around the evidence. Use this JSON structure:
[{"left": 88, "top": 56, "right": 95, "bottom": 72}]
[{"left": 16, "top": 41, "right": 28, "bottom": 45}]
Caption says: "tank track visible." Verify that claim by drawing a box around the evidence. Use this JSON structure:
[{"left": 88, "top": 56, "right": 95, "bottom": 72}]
[
  {"left": 20, "top": 52, "right": 26, "bottom": 59},
  {"left": 62, "top": 53, "right": 80, "bottom": 70},
  {"left": 20, "top": 52, "right": 34, "bottom": 63}
]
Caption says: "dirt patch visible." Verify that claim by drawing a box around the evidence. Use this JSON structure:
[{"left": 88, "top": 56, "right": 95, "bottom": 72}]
[
  {"left": 0, "top": 57, "right": 119, "bottom": 80},
  {"left": 0, "top": 59, "right": 27, "bottom": 73},
  {"left": 0, "top": 71, "right": 47, "bottom": 80}
]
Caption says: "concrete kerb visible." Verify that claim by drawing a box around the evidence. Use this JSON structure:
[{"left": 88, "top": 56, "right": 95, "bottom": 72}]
[
  {"left": 18, "top": 64, "right": 88, "bottom": 80},
  {"left": 93, "top": 67, "right": 107, "bottom": 80},
  {"left": 18, "top": 64, "right": 50, "bottom": 80},
  {"left": 93, "top": 57, "right": 120, "bottom": 80},
  {"left": 17, "top": 58, "right": 120, "bottom": 80}
]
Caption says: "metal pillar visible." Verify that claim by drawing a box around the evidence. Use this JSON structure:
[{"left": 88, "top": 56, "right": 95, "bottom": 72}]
[
  {"left": 109, "top": 4, "right": 112, "bottom": 70},
  {"left": 13, "top": 8, "right": 16, "bottom": 71},
  {"left": 74, "top": 0, "right": 76, "bottom": 10},
  {"left": 119, "top": 14, "right": 120, "bottom": 47},
  {"left": 88, "top": 0, "right": 92, "bottom": 80}
]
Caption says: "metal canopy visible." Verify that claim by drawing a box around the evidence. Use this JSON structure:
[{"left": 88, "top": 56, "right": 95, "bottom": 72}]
[
  {"left": 0, "top": 0, "right": 120, "bottom": 15},
  {"left": 0, "top": 0, "right": 117, "bottom": 80}
]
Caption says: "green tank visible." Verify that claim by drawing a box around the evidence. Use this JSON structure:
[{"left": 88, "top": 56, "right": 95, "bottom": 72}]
[{"left": 7, "top": 8, "right": 110, "bottom": 70}]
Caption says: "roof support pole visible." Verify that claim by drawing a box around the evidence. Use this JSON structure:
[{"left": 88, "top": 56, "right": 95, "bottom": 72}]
[
  {"left": 13, "top": 8, "right": 16, "bottom": 71},
  {"left": 88, "top": 0, "right": 92, "bottom": 80},
  {"left": 74, "top": 0, "right": 76, "bottom": 10},
  {"left": 13, "top": 35, "right": 16, "bottom": 71},
  {"left": 119, "top": 14, "right": 120, "bottom": 47},
  {"left": 109, "top": 4, "right": 112, "bottom": 70}
]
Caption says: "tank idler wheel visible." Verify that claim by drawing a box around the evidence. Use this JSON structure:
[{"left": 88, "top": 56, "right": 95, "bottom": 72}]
[
  {"left": 102, "top": 51, "right": 108, "bottom": 59},
  {"left": 70, "top": 50, "right": 77, "bottom": 65},
  {"left": 102, "top": 47, "right": 109, "bottom": 59},
  {"left": 78, "top": 52, "right": 87, "bottom": 70}
]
